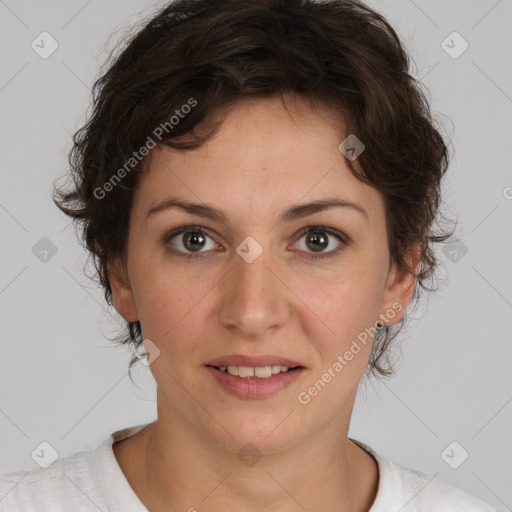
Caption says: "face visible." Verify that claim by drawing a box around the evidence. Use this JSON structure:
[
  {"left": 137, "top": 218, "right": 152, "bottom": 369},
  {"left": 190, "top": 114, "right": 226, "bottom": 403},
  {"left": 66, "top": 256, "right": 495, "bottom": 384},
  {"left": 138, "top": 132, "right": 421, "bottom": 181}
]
[{"left": 109, "top": 95, "right": 417, "bottom": 455}]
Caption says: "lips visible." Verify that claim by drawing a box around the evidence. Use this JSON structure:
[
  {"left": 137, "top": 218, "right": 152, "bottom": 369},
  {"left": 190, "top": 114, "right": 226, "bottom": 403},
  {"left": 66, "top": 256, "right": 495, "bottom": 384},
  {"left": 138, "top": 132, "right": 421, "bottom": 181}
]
[
  {"left": 204, "top": 354, "right": 305, "bottom": 398},
  {"left": 206, "top": 365, "right": 304, "bottom": 399}
]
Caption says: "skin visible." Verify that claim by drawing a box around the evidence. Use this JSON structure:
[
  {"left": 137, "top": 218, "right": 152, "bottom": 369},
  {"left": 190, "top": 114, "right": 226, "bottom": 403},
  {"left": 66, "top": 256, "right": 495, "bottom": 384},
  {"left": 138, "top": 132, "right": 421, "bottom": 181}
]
[{"left": 108, "top": 94, "right": 419, "bottom": 512}]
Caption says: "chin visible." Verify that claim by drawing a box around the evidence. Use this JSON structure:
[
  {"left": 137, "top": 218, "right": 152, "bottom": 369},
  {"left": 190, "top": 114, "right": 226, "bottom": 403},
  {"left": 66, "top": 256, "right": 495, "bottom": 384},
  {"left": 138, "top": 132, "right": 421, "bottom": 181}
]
[{"left": 203, "top": 410, "right": 307, "bottom": 456}]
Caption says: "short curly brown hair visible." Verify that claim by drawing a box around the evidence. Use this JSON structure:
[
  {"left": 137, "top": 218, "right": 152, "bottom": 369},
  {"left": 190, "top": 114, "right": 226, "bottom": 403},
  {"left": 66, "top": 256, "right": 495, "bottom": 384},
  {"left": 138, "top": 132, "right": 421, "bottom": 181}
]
[{"left": 54, "top": 0, "right": 455, "bottom": 377}]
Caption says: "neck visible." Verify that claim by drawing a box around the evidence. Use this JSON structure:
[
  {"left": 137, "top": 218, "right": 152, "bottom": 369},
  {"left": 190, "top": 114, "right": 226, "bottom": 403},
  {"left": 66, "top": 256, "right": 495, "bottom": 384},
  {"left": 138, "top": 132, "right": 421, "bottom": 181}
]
[{"left": 118, "top": 407, "right": 379, "bottom": 512}]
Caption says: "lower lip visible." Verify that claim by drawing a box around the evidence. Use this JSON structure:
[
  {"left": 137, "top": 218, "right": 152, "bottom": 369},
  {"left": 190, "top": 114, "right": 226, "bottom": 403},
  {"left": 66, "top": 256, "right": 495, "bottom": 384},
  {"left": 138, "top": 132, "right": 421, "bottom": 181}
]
[{"left": 205, "top": 366, "right": 304, "bottom": 399}]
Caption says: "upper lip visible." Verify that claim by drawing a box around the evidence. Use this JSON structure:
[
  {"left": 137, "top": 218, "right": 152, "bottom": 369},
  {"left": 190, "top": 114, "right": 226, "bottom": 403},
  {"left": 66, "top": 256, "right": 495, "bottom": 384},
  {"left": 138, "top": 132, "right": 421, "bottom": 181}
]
[{"left": 205, "top": 354, "right": 303, "bottom": 368}]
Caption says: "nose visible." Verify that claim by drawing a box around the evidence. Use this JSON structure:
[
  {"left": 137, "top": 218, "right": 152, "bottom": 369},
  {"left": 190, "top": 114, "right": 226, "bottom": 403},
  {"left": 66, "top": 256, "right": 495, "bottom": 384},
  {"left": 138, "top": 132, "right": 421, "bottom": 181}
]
[{"left": 217, "top": 240, "right": 291, "bottom": 339}]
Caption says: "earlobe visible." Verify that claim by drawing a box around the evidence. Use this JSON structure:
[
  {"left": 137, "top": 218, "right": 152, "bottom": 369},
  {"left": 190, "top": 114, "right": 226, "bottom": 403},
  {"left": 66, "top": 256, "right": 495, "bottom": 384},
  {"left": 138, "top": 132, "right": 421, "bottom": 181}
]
[
  {"left": 379, "top": 243, "right": 421, "bottom": 326},
  {"left": 107, "top": 258, "right": 139, "bottom": 323}
]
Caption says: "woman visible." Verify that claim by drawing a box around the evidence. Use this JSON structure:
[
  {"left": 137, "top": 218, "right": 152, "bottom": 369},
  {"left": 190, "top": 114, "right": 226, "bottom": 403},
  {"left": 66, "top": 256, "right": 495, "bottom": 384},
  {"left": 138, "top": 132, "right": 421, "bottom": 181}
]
[{"left": 0, "top": 0, "right": 501, "bottom": 510}]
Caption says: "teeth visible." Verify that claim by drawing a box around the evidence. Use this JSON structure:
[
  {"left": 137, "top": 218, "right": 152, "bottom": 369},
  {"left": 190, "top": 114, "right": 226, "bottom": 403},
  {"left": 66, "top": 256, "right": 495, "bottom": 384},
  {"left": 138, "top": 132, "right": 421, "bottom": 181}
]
[
  {"left": 254, "top": 366, "right": 272, "bottom": 378},
  {"left": 271, "top": 365, "right": 282, "bottom": 375},
  {"left": 238, "top": 366, "right": 254, "bottom": 378},
  {"left": 227, "top": 365, "right": 239, "bottom": 376},
  {"left": 220, "top": 365, "right": 292, "bottom": 378}
]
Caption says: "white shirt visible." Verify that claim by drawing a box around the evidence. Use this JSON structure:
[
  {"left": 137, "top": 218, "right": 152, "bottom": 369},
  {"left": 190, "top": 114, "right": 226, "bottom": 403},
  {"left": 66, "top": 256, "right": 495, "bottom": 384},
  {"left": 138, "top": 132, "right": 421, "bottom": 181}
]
[{"left": 0, "top": 423, "right": 501, "bottom": 511}]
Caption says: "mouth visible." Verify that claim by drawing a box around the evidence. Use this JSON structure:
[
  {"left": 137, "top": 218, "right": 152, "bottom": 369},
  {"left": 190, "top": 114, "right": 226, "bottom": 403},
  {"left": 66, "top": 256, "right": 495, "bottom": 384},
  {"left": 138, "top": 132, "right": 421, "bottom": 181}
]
[{"left": 204, "top": 355, "right": 306, "bottom": 399}]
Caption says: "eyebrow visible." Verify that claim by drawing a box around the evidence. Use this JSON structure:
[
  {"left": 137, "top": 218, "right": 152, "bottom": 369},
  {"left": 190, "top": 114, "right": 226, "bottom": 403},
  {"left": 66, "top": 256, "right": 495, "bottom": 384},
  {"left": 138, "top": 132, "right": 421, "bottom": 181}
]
[{"left": 146, "top": 197, "right": 369, "bottom": 223}]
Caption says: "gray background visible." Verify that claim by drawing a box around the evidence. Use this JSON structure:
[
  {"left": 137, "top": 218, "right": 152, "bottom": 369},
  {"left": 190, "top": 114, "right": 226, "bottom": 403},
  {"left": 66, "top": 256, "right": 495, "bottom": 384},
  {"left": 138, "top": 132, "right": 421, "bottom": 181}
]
[{"left": 0, "top": 0, "right": 510, "bottom": 508}]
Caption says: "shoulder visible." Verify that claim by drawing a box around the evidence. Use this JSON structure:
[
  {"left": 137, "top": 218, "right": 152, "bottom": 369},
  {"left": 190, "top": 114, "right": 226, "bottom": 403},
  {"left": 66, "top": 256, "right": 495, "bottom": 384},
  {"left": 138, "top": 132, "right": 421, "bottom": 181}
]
[
  {"left": 0, "top": 438, "right": 112, "bottom": 512},
  {"left": 351, "top": 439, "right": 502, "bottom": 512},
  {"left": 0, "top": 448, "right": 105, "bottom": 511},
  {"left": 378, "top": 461, "right": 500, "bottom": 512},
  {"left": 0, "top": 423, "right": 150, "bottom": 512}
]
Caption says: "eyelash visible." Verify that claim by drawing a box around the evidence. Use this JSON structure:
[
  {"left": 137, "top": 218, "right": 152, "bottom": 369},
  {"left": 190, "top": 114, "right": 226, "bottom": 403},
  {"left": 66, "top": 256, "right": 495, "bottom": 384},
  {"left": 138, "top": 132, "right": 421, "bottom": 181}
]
[{"left": 163, "top": 225, "right": 348, "bottom": 260}]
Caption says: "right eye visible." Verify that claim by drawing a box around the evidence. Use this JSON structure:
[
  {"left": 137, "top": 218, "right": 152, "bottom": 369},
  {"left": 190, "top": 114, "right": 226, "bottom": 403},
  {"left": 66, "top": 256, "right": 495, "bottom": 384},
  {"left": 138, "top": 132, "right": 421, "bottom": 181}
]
[{"left": 163, "top": 225, "right": 220, "bottom": 259}]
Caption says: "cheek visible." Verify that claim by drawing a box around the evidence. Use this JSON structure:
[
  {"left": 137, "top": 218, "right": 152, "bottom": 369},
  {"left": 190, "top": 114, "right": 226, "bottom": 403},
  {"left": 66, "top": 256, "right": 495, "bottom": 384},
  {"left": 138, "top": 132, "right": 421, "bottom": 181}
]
[
  {"left": 304, "top": 268, "right": 385, "bottom": 341},
  {"left": 128, "top": 256, "right": 223, "bottom": 366},
  {"left": 293, "top": 278, "right": 383, "bottom": 410}
]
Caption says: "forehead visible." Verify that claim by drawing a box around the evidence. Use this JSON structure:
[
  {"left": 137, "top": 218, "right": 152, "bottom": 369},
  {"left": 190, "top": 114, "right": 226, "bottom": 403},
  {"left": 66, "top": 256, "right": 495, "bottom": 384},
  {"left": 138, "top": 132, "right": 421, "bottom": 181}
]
[{"left": 133, "top": 96, "right": 384, "bottom": 227}]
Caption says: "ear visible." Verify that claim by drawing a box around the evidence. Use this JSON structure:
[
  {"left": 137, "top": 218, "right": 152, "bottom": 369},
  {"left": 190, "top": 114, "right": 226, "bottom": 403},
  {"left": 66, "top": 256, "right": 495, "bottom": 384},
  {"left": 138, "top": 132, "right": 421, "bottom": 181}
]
[
  {"left": 107, "top": 257, "right": 139, "bottom": 323},
  {"left": 378, "top": 242, "right": 421, "bottom": 326}
]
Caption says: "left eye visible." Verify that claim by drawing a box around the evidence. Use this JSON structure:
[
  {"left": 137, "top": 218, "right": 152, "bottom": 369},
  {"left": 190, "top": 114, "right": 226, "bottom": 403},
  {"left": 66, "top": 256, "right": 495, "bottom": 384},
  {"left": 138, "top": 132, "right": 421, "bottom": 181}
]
[{"left": 292, "top": 226, "right": 346, "bottom": 259}]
